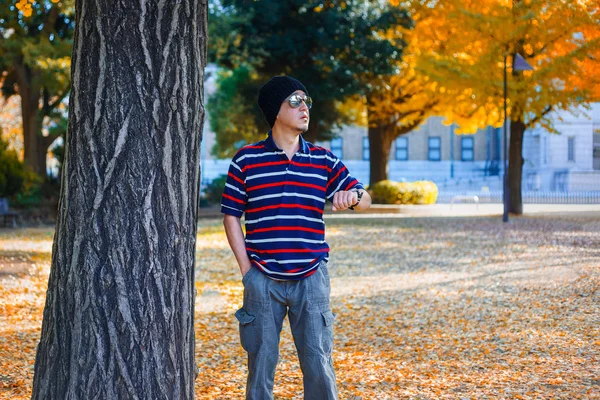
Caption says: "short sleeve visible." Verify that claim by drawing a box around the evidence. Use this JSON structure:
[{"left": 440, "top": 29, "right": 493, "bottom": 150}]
[
  {"left": 220, "top": 157, "right": 247, "bottom": 217},
  {"left": 325, "top": 154, "right": 365, "bottom": 201}
]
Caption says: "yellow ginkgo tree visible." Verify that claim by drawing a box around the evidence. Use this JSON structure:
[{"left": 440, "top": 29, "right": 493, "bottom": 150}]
[
  {"left": 338, "top": 15, "right": 446, "bottom": 185},
  {"left": 412, "top": 0, "right": 600, "bottom": 214}
]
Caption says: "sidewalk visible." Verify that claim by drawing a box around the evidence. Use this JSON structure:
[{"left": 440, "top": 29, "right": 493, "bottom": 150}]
[
  {"left": 198, "top": 203, "right": 600, "bottom": 219},
  {"left": 325, "top": 203, "right": 600, "bottom": 218}
]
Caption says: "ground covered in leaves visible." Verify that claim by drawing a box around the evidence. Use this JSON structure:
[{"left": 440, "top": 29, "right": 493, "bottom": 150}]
[{"left": 1, "top": 215, "right": 598, "bottom": 399}]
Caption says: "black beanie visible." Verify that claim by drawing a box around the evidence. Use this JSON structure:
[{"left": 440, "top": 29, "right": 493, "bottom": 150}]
[{"left": 257, "top": 76, "right": 309, "bottom": 128}]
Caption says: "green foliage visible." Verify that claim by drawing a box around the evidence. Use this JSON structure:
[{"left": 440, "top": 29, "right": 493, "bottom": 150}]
[
  {"left": 207, "top": 66, "right": 265, "bottom": 158},
  {"left": 208, "top": 0, "right": 411, "bottom": 146},
  {"left": 369, "top": 180, "right": 438, "bottom": 205},
  {"left": 0, "top": 134, "right": 25, "bottom": 198},
  {"left": 14, "top": 167, "right": 44, "bottom": 206},
  {"left": 0, "top": 1, "right": 75, "bottom": 98},
  {"left": 202, "top": 174, "right": 228, "bottom": 205}
]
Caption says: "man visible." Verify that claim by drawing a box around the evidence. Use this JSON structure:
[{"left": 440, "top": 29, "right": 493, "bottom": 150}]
[{"left": 221, "top": 76, "right": 371, "bottom": 400}]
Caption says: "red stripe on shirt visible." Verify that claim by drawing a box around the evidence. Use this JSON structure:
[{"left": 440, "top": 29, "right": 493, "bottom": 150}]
[
  {"left": 228, "top": 172, "right": 245, "bottom": 186},
  {"left": 326, "top": 165, "right": 347, "bottom": 189},
  {"left": 243, "top": 145, "right": 265, "bottom": 149},
  {"left": 246, "top": 247, "right": 330, "bottom": 254},
  {"left": 242, "top": 160, "right": 289, "bottom": 172},
  {"left": 290, "top": 161, "right": 332, "bottom": 172},
  {"left": 222, "top": 193, "right": 245, "bottom": 205},
  {"left": 246, "top": 204, "right": 323, "bottom": 214},
  {"left": 344, "top": 179, "right": 359, "bottom": 191},
  {"left": 247, "top": 226, "right": 325, "bottom": 235},
  {"left": 247, "top": 181, "right": 326, "bottom": 192}
]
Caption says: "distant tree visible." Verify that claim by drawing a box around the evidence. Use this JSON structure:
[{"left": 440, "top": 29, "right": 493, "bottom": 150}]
[
  {"left": 0, "top": 0, "right": 74, "bottom": 177},
  {"left": 209, "top": 0, "right": 410, "bottom": 153}
]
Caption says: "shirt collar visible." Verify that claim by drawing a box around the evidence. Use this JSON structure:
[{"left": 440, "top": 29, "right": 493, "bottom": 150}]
[{"left": 265, "top": 131, "right": 309, "bottom": 154}]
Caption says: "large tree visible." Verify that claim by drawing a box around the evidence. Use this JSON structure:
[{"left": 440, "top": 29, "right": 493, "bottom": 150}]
[
  {"left": 31, "top": 0, "right": 207, "bottom": 398},
  {"left": 413, "top": 0, "right": 600, "bottom": 214},
  {"left": 0, "top": 0, "right": 74, "bottom": 177},
  {"left": 208, "top": 0, "right": 410, "bottom": 156}
]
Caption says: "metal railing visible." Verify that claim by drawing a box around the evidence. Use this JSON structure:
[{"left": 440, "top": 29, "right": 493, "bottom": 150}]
[{"left": 437, "top": 191, "right": 600, "bottom": 204}]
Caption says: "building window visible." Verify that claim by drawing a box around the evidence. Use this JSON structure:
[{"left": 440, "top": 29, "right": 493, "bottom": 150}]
[
  {"left": 330, "top": 137, "right": 343, "bottom": 159},
  {"left": 395, "top": 137, "right": 408, "bottom": 161},
  {"left": 362, "top": 137, "right": 370, "bottom": 160},
  {"left": 461, "top": 137, "right": 474, "bottom": 161},
  {"left": 428, "top": 136, "right": 441, "bottom": 161},
  {"left": 568, "top": 137, "right": 575, "bottom": 162}
]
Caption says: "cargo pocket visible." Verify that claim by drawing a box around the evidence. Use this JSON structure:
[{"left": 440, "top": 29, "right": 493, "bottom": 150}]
[
  {"left": 320, "top": 309, "right": 336, "bottom": 355},
  {"left": 235, "top": 308, "right": 258, "bottom": 353}
]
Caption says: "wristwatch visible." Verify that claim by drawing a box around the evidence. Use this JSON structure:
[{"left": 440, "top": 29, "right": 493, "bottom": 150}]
[{"left": 348, "top": 189, "right": 363, "bottom": 210}]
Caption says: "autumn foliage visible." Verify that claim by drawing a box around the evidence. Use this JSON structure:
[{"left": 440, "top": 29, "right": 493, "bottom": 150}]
[{"left": 2, "top": 216, "right": 599, "bottom": 399}]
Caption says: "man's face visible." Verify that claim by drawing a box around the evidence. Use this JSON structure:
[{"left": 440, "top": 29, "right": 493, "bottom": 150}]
[{"left": 274, "top": 90, "right": 310, "bottom": 133}]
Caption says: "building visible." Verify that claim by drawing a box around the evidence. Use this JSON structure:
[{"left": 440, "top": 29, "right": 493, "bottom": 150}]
[{"left": 200, "top": 66, "right": 600, "bottom": 192}]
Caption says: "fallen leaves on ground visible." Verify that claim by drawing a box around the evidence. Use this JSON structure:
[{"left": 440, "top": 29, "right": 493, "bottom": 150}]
[{"left": 1, "top": 216, "right": 598, "bottom": 399}]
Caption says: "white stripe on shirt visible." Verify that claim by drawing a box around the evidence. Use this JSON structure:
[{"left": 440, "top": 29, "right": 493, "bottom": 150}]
[
  {"left": 230, "top": 161, "right": 242, "bottom": 173},
  {"left": 225, "top": 183, "right": 246, "bottom": 196},
  {"left": 288, "top": 170, "right": 328, "bottom": 181},
  {"left": 254, "top": 257, "right": 319, "bottom": 264},
  {"left": 295, "top": 153, "right": 337, "bottom": 162},
  {"left": 245, "top": 214, "right": 325, "bottom": 225},
  {"left": 246, "top": 170, "right": 328, "bottom": 182},
  {"left": 236, "top": 151, "right": 284, "bottom": 163},
  {"left": 246, "top": 171, "right": 287, "bottom": 182},
  {"left": 221, "top": 204, "right": 244, "bottom": 213},
  {"left": 327, "top": 174, "right": 351, "bottom": 199},
  {"left": 248, "top": 192, "right": 325, "bottom": 203}
]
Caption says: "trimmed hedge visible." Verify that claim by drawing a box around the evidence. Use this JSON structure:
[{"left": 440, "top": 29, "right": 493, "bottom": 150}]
[{"left": 369, "top": 180, "right": 438, "bottom": 205}]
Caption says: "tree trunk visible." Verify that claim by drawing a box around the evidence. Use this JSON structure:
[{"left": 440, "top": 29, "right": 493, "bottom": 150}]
[
  {"left": 32, "top": 0, "right": 207, "bottom": 398},
  {"left": 508, "top": 119, "right": 526, "bottom": 215},
  {"left": 20, "top": 82, "right": 48, "bottom": 176},
  {"left": 368, "top": 123, "right": 394, "bottom": 186}
]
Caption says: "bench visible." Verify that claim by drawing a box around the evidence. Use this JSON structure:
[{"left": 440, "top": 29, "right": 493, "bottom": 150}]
[
  {"left": 450, "top": 195, "right": 479, "bottom": 210},
  {"left": 0, "top": 198, "right": 18, "bottom": 228}
]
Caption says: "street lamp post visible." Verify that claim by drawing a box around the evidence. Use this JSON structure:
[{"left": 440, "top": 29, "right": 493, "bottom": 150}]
[{"left": 503, "top": 52, "right": 533, "bottom": 223}]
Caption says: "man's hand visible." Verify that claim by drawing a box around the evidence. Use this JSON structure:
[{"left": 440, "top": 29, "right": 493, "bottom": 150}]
[{"left": 332, "top": 190, "right": 358, "bottom": 211}]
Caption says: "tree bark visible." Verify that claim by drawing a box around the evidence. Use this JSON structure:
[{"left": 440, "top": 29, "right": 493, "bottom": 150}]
[
  {"left": 508, "top": 119, "right": 526, "bottom": 215},
  {"left": 368, "top": 122, "right": 394, "bottom": 186},
  {"left": 32, "top": 0, "right": 207, "bottom": 398}
]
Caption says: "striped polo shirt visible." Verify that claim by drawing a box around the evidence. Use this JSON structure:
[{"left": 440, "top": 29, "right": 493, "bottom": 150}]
[{"left": 221, "top": 131, "right": 364, "bottom": 280}]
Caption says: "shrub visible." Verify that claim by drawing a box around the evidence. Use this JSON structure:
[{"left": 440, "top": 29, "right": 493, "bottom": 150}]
[
  {"left": 369, "top": 180, "right": 438, "bottom": 205},
  {"left": 202, "top": 174, "right": 228, "bottom": 205},
  {"left": 15, "top": 168, "right": 44, "bottom": 207},
  {"left": 0, "top": 137, "right": 25, "bottom": 198}
]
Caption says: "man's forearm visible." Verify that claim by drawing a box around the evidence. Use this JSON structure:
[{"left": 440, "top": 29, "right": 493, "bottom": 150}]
[
  {"left": 223, "top": 215, "right": 252, "bottom": 275},
  {"left": 353, "top": 189, "right": 372, "bottom": 211}
]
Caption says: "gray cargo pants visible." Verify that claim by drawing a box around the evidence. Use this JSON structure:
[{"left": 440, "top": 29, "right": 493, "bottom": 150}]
[{"left": 235, "top": 260, "right": 337, "bottom": 400}]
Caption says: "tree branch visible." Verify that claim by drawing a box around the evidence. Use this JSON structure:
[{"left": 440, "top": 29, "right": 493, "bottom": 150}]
[
  {"left": 47, "top": 84, "right": 71, "bottom": 113},
  {"left": 528, "top": 105, "right": 553, "bottom": 127}
]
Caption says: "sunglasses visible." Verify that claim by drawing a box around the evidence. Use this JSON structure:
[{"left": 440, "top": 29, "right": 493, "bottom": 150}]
[{"left": 287, "top": 94, "right": 313, "bottom": 109}]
